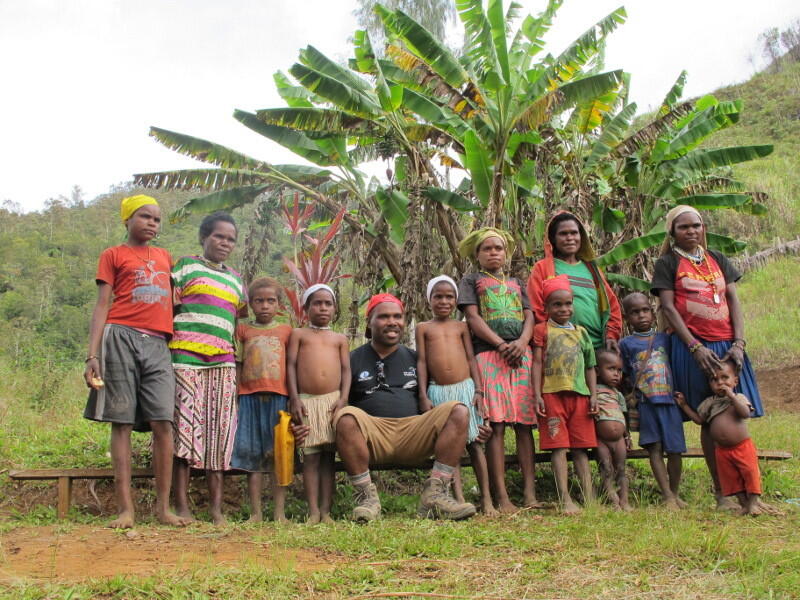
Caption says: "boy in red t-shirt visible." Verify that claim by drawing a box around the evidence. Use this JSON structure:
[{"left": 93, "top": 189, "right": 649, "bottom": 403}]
[{"left": 84, "top": 195, "right": 189, "bottom": 528}]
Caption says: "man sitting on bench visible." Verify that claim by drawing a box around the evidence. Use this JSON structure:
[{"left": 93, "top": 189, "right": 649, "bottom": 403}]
[{"left": 333, "top": 293, "right": 479, "bottom": 522}]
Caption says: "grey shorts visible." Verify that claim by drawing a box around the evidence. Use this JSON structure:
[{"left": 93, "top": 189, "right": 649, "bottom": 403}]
[{"left": 84, "top": 324, "right": 175, "bottom": 431}]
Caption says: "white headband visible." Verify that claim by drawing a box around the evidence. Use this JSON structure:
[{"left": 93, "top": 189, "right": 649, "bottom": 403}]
[
  {"left": 426, "top": 275, "right": 458, "bottom": 302},
  {"left": 302, "top": 283, "right": 335, "bottom": 307}
]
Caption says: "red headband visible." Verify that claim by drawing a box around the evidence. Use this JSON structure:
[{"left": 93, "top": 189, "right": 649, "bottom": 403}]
[
  {"left": 542, "top": 274, "right": 572, "bottom": 301},
  {"left": 365, "top": 293, "right": 404, "bottom": 318}
]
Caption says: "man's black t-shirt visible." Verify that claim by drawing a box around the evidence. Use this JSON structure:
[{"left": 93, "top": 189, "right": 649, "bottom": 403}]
[{"left": 349, "top": 343, "right": 418, "bottom": 418}]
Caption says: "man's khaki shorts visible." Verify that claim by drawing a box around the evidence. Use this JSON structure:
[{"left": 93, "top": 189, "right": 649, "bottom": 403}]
[{"left": 333, "top": 401, "right": 459, "bottom": 465}]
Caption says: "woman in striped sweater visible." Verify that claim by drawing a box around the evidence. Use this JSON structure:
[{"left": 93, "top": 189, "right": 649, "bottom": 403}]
[{"left": 170, "top": 212, "right": 247, "bottom": 525}]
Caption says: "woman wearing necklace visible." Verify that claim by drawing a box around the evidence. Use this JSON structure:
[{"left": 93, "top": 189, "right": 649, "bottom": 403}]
[
  {"left": 170, "top": 211, "right": 247, "bottom": 525},
  {"left": 457, "top": 228, "right": 542, "bottom": 513},
  {"left": 651, "top": 205, "right": 763, "bottom": 510},
  {"left": 527, "top": 212, "right": 622, "bottom": 353}
]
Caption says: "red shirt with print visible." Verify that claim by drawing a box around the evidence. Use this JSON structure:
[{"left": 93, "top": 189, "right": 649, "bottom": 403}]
[
  {"left": 672, "top": 253, "right": 734, "bottom": 341},
  {"left": 96, "top": 245, "right": 174, "bottom": 336}
]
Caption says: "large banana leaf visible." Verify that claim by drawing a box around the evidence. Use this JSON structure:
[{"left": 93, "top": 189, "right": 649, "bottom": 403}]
[
  {"left": 134, "top": 168, "right": 268, "bottom": 191},
  {"left": 574, "top": 86, "right": 620, "bottom": 133},
  {"left": 375, "top": 187, "right": 409, "bottom": 244},
  {"left": 676, "top": 193, "right": 751, "bottom": 210},
  {"left": 298, "top": 45, "right": 374, "bottom": 97},
  {"left": 668, "top": 145, "right": 773, "bottom": 173},
  {"left": 169, "top": 184, "right": 271, "bottom": 223},
  {"left": 148, "top": 127, "right": 264, "bottom": 170},
  {"left": 584, "top": 102, "right": 637, "bottom": 169},
  {"left": 463, "top": 129, "right": 492, "bottom": 207},
  {"left": 596, "top": 232, "right": 666, "bottom": 267},
  {"left": 233, "top": 110, "right": 338, "bottom": 166},
  {"left": 289, "top": 63, "right": 382, "bottom": 118},
  {"left": 273, "top": 71, "right": 315, "bottom": 108},
  {"left": 255, "top": 107, "right": 378, "bottom": 137},
  {"left": 457, "top": 0, "right": 506, "bottom": 90},
  {"left": 424, "top": 186, "right": 479, "bottom": 212},
  {"left": 516, "top": 0, "right": 562, "bottom": 60},
  {"left": 605, "top": 272, "right": 650, "bottom": 292},
  {"left": 658, "top": 70, "right": 687, "bottom": 116},
  {"left": 661, "top": 101, "right": 743, "bottom": 160},
  {"left": 707, "top": 232, "right": 747, "bottom": 254},
  {"left": 376, "top": 5, "right": 468, "bottom": 90}
]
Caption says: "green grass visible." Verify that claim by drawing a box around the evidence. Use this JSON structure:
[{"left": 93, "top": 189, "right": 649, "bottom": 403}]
[{"left": 736, "top": 257, "right": 800, "bottom": 367}]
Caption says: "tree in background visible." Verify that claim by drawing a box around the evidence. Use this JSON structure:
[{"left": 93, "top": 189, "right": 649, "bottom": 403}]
[{"left": 354, "top": 0, "right": 457, "bottom": 55}]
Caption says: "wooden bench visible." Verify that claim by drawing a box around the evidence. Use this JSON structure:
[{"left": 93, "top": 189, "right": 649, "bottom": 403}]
[{"left": 8, "top": 448, "right": 792, "bottom": 519}]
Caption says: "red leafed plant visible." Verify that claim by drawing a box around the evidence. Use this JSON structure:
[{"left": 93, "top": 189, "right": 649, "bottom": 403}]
[{"left": 280, "top": 194, "right": 350, "bottom": 326}]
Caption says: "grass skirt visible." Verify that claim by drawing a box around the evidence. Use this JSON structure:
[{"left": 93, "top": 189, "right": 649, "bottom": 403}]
[
  {"left": 428, "top": 378, "right": 482, "bottom": 443},
  {"left": 230, "top": 393, "right": 288, "bottom": 472},
  {"left": 669, "top": 333, "right": 764, "bottom": 418}
]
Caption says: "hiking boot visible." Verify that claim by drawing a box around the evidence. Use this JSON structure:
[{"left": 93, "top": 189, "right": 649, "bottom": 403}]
[
  {"left": 417, "top": 477, "right": 476, "bottom": 520},
  {"left": 352, "top": 483, "right": 381, "bottom": 522}
]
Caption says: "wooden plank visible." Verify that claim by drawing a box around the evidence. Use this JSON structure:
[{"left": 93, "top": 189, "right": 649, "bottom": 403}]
[
  {"left": 57, "top": 476, "right": 71, "bottom": 519},
  {"left": 8, "top": 447, "right": 791, "bottom": 482}
]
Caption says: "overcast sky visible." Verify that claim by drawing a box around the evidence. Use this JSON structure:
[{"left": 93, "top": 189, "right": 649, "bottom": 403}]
[{"left": 2, "top": 0, "right": 797, "bottom": 212}]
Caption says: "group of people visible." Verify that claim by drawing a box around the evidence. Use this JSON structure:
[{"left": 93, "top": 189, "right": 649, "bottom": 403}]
[{"left": 82, "top": 194, "right": 776, "bottom": 528}]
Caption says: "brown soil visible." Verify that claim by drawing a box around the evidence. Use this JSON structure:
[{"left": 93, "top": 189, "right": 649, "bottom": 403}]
[
  {"left": 0, "top": 525, "right": 337, "bottom": 582},
  {"left": 757, "top": 365, "right": 800, "bottom": 413}
]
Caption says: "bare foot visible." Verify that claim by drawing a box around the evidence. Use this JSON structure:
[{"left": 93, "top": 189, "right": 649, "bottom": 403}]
[
  {"left": 497, "top": 499, "right": 518, "bottom": 514},
  {"left": 663, "top": 497, "right": 681, "bottom": 511},
  {"left": 210, "top": 511, "right": 227, "bottom": 526},
  {"left": 753, "top": 499, "right": 783, "bottom": 516},
  {"left": 522, "top": 494, "right": 547, "bottom": 509},
  {"left": 107, "top": 511, "right": 135, "bottom": 529},
  {"left": 320, "top": 514, "right": 334, "bottom": 524},
  {"left": 157, "top": 510, "right": 192, "bottom": 527},
  {"left": 481, "top": 499, "right": 499, "bottom": 517},
  {"left": 675, "top": 497, "right": 688, "bottom": 509},
  {"left": 174, "top": 506, "right": 195, "bottom": 521},
  {"left": 307, "top": 512, "right": 321, "bottom": 525},
  {"left": 247, "top": 513, "right": 263, "bottom": 523},
  {"left": 619, "top": 500, "right": 634, "bottom": 512},
  {"left": 273, "top": 514, "right": 288, "bottom": 523},
  {"left": 716, "top": 496, "right": 740, "bottom": 512},
  {"left": 562, "top": 500, "right": 581, "bottom": 516}
]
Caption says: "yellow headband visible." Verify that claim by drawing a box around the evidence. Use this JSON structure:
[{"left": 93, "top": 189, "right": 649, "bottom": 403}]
[
  {"left": 120, "top": 195, "right": 159, "bottom": 223},
  {"left": 457, "top": 227, "right": 515, "bottom": 261}
]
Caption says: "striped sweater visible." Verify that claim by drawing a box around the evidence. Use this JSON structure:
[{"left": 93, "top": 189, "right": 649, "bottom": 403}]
[{"left": 169, "top": 256, "right": 247, "bottom": 368}]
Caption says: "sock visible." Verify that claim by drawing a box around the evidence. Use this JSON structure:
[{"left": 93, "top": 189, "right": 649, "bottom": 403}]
[
  {"left": 349, "top": 471, "right": 371, "bottom": 488},
  {"left": 431, "top": 461, "right": 456, "bottom": 482}
]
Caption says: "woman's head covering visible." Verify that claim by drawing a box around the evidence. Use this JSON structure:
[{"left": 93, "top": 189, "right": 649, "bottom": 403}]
[
  {"left": 542, "top": 274, "right": 571, "bottom": 302},
  {"left": 426, "top": 275, "right": 458, "bottom": 302},
  {"left": 457, "top": 227, "right": 515, "bottom": 261},
  {"left": 544, "top": 211, "right": 595, "bottom": 262},
  {"left": 120, "top": 194, "right": 158, "bottom": 223},
  {"left": 301, "top": 283, "right": 335, "bottom": 307},
  {"left": 661, "top": 205, "right": 706, "bottom": 255}
]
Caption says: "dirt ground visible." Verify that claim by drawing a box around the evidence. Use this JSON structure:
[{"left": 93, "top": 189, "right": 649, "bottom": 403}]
[
  {"left": 0, "top": 525, "right": 337, "bottom": 582},
  {"left": 1, "top": 366, "right": 797, "bottom": 584}
]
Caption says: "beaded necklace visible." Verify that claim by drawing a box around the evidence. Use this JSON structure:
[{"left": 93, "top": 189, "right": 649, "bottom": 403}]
[
  {"left": 674, "top": 246, "right": 720, "bottom": 304},
  {"left": 480, "top": 270, "right": 507, "bottom": 294},
  {"left": 309, "top": 323, "right": 331, "bottom": 333},
  {"left": 632, "top": 328, "right": 655, "bottom": 337}
]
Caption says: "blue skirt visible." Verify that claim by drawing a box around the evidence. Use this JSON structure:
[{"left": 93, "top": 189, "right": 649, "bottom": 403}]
[
  {"left": 230, "top": 393, "right": 288, "bottom": 472},
  {"left": 669, "top": 334, "right": 763, "bottom": 418}
]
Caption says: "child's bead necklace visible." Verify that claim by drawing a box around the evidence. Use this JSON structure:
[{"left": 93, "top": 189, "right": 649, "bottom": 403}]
[
  {"left": 309, "top": 323, "right": 331, "bottom": 332},
  {"left": 633, "top": 328, "right": 655, "bottom": 337},
  {"left": 480, "top": 270, "right": 507, "bottom": 293}
]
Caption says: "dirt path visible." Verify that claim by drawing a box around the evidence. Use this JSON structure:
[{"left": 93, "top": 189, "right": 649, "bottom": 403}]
[
  {"left": 0, "top": 525, "right": 337, "bottom": 582},
  {"left": 758, "top": 365, "right": 800, "bottom": 413}
]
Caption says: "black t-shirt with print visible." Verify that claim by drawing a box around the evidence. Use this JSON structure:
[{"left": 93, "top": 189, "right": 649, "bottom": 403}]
[{"left": 349, "top": 343, "right": 419, "bottom": 418}]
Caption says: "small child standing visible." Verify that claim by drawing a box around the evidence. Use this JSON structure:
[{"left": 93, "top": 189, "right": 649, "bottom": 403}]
[
  {"left": 287, "top": 284, "right": 350, "bottom": 524},
  {"left": 532, "top": 275, "right": 598, "bottom": 515},
  {"left": 675, "top": 360, "right": 780, "bottom": 516},
  {"left": 594, "top": 350, "right": 631, "bottom": 511},
  {"left": 230, "top": 277, "right": 292, "bottom": 522},
  {"left": 457, "top": 228, "right": 541, "bottom": 513},
  {"left": 619, "top": 292, "right": 687, "bottom": 509},
  {"left": 83, "top": 195, "right": 188, "bottom": 528},
  {"left": 416, "top": 276, "right": 495, "bottom": 516}
]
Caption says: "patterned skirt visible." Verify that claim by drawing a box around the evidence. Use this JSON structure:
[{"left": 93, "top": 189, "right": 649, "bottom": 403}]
[
  {"left": 230, "top": 393, "right": 288, "bottom": 472},
  {"left": 669, "top": 334, "right": 764, "bottom": 418},
  {"left": 476, "top": 347, "right": 536, "bottom": 425},
  {"left": 173, "top": 366, "right": 238, "bottom": 471}
]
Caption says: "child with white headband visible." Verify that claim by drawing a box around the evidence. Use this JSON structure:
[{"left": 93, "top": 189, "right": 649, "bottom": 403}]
[
  {"left": 416, "top": 276, "right": 495, "bottom": 515},
  {"left": 288, "top": 283, "right": 351, "bottom": 523}
]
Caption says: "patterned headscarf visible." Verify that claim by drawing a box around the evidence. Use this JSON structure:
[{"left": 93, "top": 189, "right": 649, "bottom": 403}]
[{"left": 457, "top": 227, "right": 515, "bottom": 262}]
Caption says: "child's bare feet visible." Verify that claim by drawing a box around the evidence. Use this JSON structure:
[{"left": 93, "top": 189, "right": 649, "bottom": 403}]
[
  {"left": 481, "top": 498, "right": 499, "bottom": 517},
  {"left": 307, "top": 512, "right": 321, "bottom": 525},
  {"left": 619, "top": 501, "right": 634, "bottom": 512},
  {"left": 561, "top": 500, "right": 581, "bottom": 516},
  {"left": 210, "top": 510, "right": 227, "bottom": 526},
  {"left": 274, "top": 513, "right": 288, "bottom": 523},
  {"left": 748, "top": 498, "right": 783, "bottom": 516},
  {"left": 320, "top": 514, "right": 334, "bottom": 524},
  {"left": 247, "top": 513, "right": 263, "bottom": 523},
  {"left": 157, "top": 509, "right": 192, "bottom": 527},
  {"left": 107, "top": 510, "right": 135, "bottom": 529},
  {"left": 522, "top": 493, "right": 547, "bottom": 509},
  {"left": 663, "top": 497, "right": 682, "bottom": 511},
  {"left": 674, "top": 497, "right": 688, "bottom": 509},
  {"left": 174, "top": 506, "right": 195, "bottom": 521}
]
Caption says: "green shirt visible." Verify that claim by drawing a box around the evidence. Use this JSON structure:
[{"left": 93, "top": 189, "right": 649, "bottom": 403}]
[{"left": 554, "top": 258, "right": 604, "bottom": 349}]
